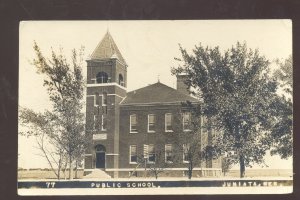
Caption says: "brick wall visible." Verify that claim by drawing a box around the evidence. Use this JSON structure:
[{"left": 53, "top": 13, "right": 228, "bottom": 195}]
[{"left": 118, "top": 104, "right": 217, "bottom": 170}]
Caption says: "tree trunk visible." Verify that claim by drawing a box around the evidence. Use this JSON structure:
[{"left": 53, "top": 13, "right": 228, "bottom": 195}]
[
  {"left": 75, "top": 161, "right": 78, "bottom": 179},
  {"left": 63, "top": 159, "right": 68, "bottom": 179},
  {"left": 188, "top": 162, "right": 193, "bottom": 179},
  {"left": 57, "top": 155, "right": 62, "bottom": 180},
  {"left": 69, "top": 156, "right": 73, "bottom": 180},
  {"left": 239, "top": 155, "right": 245, "bottom": 178}
]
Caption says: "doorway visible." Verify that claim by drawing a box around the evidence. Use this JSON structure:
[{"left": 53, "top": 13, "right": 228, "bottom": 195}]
[{"left": 95, "top": 144, "right": 106, "bottom": 169}]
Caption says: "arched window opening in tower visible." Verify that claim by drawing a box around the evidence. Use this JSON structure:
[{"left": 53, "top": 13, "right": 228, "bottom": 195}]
[
  {"left": 95, "top": 144, "right": 106, "bottom": 152},
  {"left": 119, "top": 74, "right": 124, "bottom": 86},
  {"left": 96, "top": 72, "right": 108, "bottom": 83}
]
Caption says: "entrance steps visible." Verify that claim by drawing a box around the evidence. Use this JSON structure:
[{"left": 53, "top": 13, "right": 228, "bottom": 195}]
[{"left": 83, "top": 169, "right": 111, "bottom": 179}]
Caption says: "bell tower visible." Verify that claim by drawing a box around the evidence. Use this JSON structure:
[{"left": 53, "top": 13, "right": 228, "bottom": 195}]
[{"left": 84, "top": 31, "right": 127, "bottom": 178}]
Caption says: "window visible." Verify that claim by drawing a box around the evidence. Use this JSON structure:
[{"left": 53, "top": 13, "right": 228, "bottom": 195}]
[
  {"left": 96, "top": 72, "right": 108, "bottom": 83},
  {"left": 148, "top": 145, "right": 155, "bottom": 163},
  {"left": 165, "top": 113, "right": 173, "bottom": 132},
  {"left": 202, "top": 116, "right": 208, "bottom": 133},
  {"left": 183, "top": 144, "right": 189, "bottom": 163},
  {"left": 102, "top": 92, "right": 107, "bottom": 105},
  {"left": 165, "top": 144, "right": 173, "bottom": 163},
  {"left": 130, "top": 114, "right": 138, "bottom": 133},
  {"left": 183, "top": 112, "right": 191, "bottom": 131},
  {"left": 94, "top": 115, "right": 98, "bottom": 130},
  {"left": 148, "top": 114, "right": 156, "bottom": 133},
  {"left": 143, "top": 144, "right": 155, "bottom": 163},
  {"left": 94, "top": 92, "right": 100, "bottom": 106},
  {"left": 101, "top": 115, "right": 107, "bottom": 131},
  {"left": 129, "top": 145, "right": 137, "bottom": 164},
  {"left": 95, "top": 144, "right": 106, "bottom": 152},
  {"left": 119, "top": 74, "right": 124, "bottom": 86}
]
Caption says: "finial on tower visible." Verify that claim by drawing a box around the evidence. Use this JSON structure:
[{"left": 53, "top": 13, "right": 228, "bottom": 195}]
[{"left": 158, "top": 74, "right": 160, "bottom": 83}]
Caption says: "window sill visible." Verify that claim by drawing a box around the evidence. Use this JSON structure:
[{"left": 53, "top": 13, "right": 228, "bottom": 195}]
[
  {"left": 183, "top": 129, "right": 192, "bottom": 132},
  {"left": 183, "top": 161, "right": 190, "bottom": 163},
  {"left": 130, "top": 131, "right": 138, "bottom": 134},
  {"left": 147, "top": 131, "right": 156, "bottom": 133},
  {"left": 165, "top": 161, "right": 173, "bottom": 164},
  {"left": 165, "top": 130, "right": 173, "bottom": 133},
  {"left": 129, "top": 162, "right": 138, "bottom": 164}
]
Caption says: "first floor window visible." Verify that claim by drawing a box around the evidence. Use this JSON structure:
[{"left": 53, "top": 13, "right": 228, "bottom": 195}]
[
  {"left": 94, "top": 92, "right": 100, "bottom": 106},
  {"left": 102, "top": 92, "right": 108, "bottom": 105},
  {"left": 183, "top": 144, "right": 189, "bottom": 163},
  {"left": 165, "top": 144, "right": 173, "bottom": 163},
  {"left": 130, "top": 145, "right": 137, "bottom": 163},
  {"left": 148, "top": 145, "right": 155, "bottom": 163},
  {"left": 130, "top": 114, "right": 138, "bottom": 133}
]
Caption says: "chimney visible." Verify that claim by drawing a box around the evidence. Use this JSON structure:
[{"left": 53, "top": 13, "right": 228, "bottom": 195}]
[{"left": 176, "top": 74, "right": 190, "bottom": 96}]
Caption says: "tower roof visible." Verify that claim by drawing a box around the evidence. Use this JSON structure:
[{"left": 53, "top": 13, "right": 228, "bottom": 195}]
[
  {"left": 120, "top": 82, "right": 199, "bottom": 105},
  {"left": 90, "top": 31, "right": 127, "bottom": 65}
]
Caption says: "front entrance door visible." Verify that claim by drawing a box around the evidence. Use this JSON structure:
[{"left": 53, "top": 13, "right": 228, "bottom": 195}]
[{"left": 96, "top": 152, "right": 105, "bottom": 168}]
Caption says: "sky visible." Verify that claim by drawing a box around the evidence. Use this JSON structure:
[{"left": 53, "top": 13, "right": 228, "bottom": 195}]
[{"left": 18, "top": 20, "right": 292, "bottom": 169}]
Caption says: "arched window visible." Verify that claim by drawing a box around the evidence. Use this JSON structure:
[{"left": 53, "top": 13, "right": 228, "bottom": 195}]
[
  {"left": 96, "top": 72, "right": 108, "bottom": 83},
  {"left": 119, "top": 74, "right": 124, "bottom": 86},
  {"left": 95, "top": 144, "right": 106, "bottom": 152}
]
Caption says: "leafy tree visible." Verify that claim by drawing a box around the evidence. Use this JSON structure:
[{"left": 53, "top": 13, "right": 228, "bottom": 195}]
[
  {"left": 19, "top": 42, "right": 91, "bottom": 179},
  {"left": 173, "top": 105, "right": 206, "bottom": 179},
  {"left": 221, "top": 151, "right": 236, "bottom": 176},
  {"left": 269, "top": 55, "right": 293, "bottom": 159},
  {"left": 172, "top": 42, "right": 279, "bottom": 178}
]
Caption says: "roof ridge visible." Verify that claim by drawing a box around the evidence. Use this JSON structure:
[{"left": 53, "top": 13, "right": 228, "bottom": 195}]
[{"left": 121, "top": 81, "right": 199, "bottom": 105}]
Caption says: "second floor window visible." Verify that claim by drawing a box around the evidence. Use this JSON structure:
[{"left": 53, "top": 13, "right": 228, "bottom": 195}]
[
  {"left": 94, "top": 115, "right": 98, "bottom": 130},
  {"left": 130, "top": 114, "right": 138, "bottom": 133},
  {"left": 101, "top": 115, "right": 107, "bottom": 131},
  {"left": 148, "top": 114, "right": 156, "bottom": 132},
  {"left": 165, "top": 113, "right": 173, "bottom": 132},
  {"left": 183, "top": 112, "right": 191, "bottom": 131}
]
